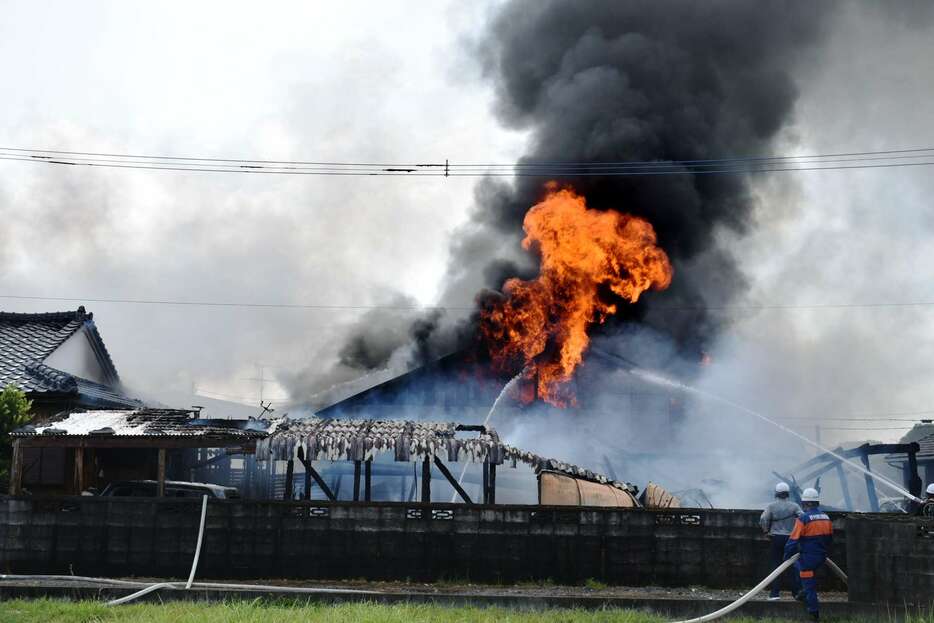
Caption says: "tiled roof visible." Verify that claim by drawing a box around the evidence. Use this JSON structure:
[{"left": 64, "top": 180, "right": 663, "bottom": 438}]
[
  {"left": 258, "top": 417, "right": 634, "bottom": 490},
  {"left": 911, "top": 432, "right": 934, "bottom": 460},
  {"left": 0, "top": 308, "right": 87, "bottom": 392},
  {"left": 12, "top": 408, "right": 268, "bottom": 440},
  {"left": 892, "top": 422, "right": 934, "bottom": 461},
  {"left": 0, "top": 307, "right": 135, "bottom": 407}
]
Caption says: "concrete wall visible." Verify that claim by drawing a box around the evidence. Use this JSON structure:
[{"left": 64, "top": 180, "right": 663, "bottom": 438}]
[
  {"left": 846, "top": 515, "right": 934, "bottom": 605},
  {"left": 0, "top": 496, "right": 848, "bottom": 590}
]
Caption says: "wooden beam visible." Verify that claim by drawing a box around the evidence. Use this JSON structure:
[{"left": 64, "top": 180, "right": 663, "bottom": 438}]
[
  {"left": 364, "top": 459, "right": 372, "bottom": 502},
  {"left": 74, "top": 447, "right": 85, "bottom": 494},
  {"left": 834, "top": 462, "right": 854, "bottom": 511},
  {"left": 482, "top": 460, "right": 490, "bottom": 504},
  {"left": 906, "top": 448, "right": 923, "bottom": 498},
  {"left": 8, "top": 439, "right": 23, "bottom": 495},
  {"left": 283, "top": 458, "right": 294, "bottom": 500},
  {"left": 303, "top": 463, "right": 312, "bottom": 500},
  {"left": 860, "top": 450, "right": 880, "bottom": 512},
  {"left": 353, "top": 461, "right": 361, "bottom": 501},
  {"left": 489, "top": 462, "right": 496, "bottom": 505},
  {"left": 298, "top": 458, "right": 336, "bottom": 501},
  {"left": 157, "top": 448, "right": 166, "bottom": 497},
  {"left": 421, "top": 456, "right": 431, "bottom": 503},
  {"left": 433, "top": 456, "right": 472, "bottom": 504}
]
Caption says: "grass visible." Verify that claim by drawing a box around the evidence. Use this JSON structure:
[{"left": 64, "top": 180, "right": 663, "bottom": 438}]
[
  {"left": 1, "top": 600, "right": 932, "bottom": 623},
  {"left": 584, "top": 578, "right": 609, "bottom": 591}
]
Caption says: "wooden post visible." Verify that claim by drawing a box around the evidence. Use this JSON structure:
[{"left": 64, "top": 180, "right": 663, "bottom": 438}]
[
  {"left": 834, "top": 462, "right": 854, "bottom": 511},
  {"left": 482, "top": 460, "right": 490, "bottom": 504},
  {"left": 489, "top": 462, "right": 496, "bottom": 505},
  {"left": 364, "top": 460, "right": 372, "bottom": 502},
  {"left": 906, "top": 449, "right": 923, "bottom": 498},
  {"left": 283, "top": 458, "right": 294, "bottom": 500},
  {"left": 303, "top": 464, "right": 312, "bottom": 500},
  {"left": 421, "top": 456, "right": 431, "bottom": 503},
  {"left": 74, "top": 447, "right": 85, "bottom": 494},
  {"left": 353, "top": 461, "right": 361, "bottom": 501},
  {"left": 8, "top": 439, "right": 23, "bottom": 495},
  {"left": 157, "top": 448, "right": 166, "bottom": 497},
  {"left": 859, "top": 448, "right": 880, "bottom": 512}
]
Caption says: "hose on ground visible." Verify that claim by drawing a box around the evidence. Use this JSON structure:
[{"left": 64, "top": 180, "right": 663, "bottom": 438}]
[
  {"left": 0, "top": 574, "right": 380, "bottom": 596},
  {"left": 669, "top": 554, "right": 798, "bottom": 623},
  {"left": 670, "top": 554, "right": 847, "bottom": 623}
]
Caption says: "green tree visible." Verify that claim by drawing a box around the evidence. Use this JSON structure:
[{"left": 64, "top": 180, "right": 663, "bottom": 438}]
[{"left": 0, "top": 385, "right": 32, "bottom": 483}]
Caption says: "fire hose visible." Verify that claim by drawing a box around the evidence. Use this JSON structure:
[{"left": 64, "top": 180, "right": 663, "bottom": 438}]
[{"left": 670, "top": 554, "right": 848, "bottom": 623}]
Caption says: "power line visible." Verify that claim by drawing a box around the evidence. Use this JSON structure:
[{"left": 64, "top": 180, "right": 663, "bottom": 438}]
[
  {"left": 7, "top": 293, "right": 934, "bottom": 313},
  {"left": 0, "top": 294, "right": 471, "bottom": 311},
  {"left": 195, "top": 388, "right": 290, "bottom": 403},
  {"left": 2, "top": 145, "right": 934, "bottom": 177},
  {"left": 4, "top": 144, "right": 934, "bottom": 167},
  {"left": 818, "top": 426, "right": 912, "bottom": 432},
  {"left": 775, "top": 415, "right": 934, "bottom": 422}
]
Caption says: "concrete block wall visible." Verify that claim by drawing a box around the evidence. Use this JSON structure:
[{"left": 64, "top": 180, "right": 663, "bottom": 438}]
[
  {"left": 0, "top": 496, "right": 848, "bottom": 590},
  {"left": 846, "top": 515, "right": 934, "bottom": 605}
]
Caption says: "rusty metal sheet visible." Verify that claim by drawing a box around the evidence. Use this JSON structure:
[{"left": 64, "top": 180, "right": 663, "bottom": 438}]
[
  {"left": 644, "top": 482, "right": 681, "bottom": 509},
  {"left": 539, "top": 472, "right": 581, "bottom": 505}
]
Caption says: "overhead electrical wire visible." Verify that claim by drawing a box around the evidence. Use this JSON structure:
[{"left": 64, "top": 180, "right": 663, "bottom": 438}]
[
  {"left": 2, "top": 145, "right": 934, "bottom": 177},
  {"left": 7, "top": 293, "right": 934, "bottom": 313},
  {"left": 4, "top": 293, "right": 934, "bottom": 316}
]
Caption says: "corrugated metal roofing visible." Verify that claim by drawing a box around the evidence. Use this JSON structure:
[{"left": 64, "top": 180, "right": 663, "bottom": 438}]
[{"left": 11, "top": 408, "right": 267, "bottom": 440}]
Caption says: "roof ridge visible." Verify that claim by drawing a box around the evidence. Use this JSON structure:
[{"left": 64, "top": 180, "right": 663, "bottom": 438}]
[
  {"left": 80, "top": 316, "right": 121, "bottom": 385},
  {"left": 0, "top": 306, "right": 89, "bottom": 322}
]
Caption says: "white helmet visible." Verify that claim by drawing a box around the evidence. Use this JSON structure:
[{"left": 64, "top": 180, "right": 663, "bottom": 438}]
[
  {"left": 926, "top": 483, "right": 934, "bottom": 496},
  {"left": 775, "top": 482, "right": 790, "bottom": 494},
  {"left": 801, "top": 487, "right": 820, "bottom": 503}
]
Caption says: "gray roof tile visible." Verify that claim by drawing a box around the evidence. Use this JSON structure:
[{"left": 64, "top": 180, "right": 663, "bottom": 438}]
[{"left": 0, "top": 308, "right": 86, "bottom": 392}]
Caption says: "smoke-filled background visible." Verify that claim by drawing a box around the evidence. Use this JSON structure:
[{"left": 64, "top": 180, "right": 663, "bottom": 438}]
[{"left": 2, "top": 1, "right": 934, "bottom": 505}]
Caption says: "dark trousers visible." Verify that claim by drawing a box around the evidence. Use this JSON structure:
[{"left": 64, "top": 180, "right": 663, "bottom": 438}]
[{"left": 770, "top": 535, "right": 801, "bottom": 596}]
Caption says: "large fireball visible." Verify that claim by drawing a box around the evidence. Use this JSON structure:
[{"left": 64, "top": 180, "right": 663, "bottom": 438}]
[{"left": 480, "top": 184, "right": 673, "bottom": 406}]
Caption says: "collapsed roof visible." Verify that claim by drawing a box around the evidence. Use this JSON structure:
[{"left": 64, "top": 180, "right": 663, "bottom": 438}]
[{"left": 257, "top": 416, "right": 636, "bottom": 492}]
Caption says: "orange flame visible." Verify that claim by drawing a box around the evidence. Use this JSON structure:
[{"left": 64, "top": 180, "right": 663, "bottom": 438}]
[{"left": 480, "top": 184, "right": 673, "bottom": 406}]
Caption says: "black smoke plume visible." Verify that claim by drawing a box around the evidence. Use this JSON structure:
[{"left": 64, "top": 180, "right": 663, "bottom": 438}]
[{"left": 329, "top": 0, "right": 830, "bottom": 377}]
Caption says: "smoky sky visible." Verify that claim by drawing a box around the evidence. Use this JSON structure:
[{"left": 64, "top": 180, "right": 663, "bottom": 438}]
[{"left": 331, "top": 0, "right": 832, "bottom": 382}]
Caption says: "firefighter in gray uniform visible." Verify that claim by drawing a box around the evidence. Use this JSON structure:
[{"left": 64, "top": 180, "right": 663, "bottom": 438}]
[{"left": 759, "top": 482, "right": 802, "bottom": 599}]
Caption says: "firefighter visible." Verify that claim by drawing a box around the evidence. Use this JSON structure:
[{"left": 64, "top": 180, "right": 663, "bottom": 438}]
[
  {"left": 784, "top": 487, "right": 833, "bottom": 621},
  {"left": 759, "top": 482, "right": 801, "bottom": 600},
  {"left": 921, "top": 483, "right": 934, "bottom": 517},
  {"left": 908, "top": 483, "right": 934, "bottom": 516}
]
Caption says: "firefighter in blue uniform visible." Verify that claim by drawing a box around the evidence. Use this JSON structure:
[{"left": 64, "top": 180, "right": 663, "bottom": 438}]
[{"left": 784, "top": 487, "right": 833, "bottom": 621}]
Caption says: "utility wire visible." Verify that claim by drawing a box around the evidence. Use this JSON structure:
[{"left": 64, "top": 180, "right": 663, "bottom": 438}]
[
  {"left": 2, "top": 145, "right": 934, "bottom": 177},
  {"left": 3, "top": 144, "right": 934, "bottom": 167},
  {"left": 818, "top": 426, "right": 912, "bottom": 431},
  {"left": 0, "top": 294, "right": 471, "bottom": 311},
  {"left": 8, "top": 293, "right": 934, "bottom": 313}
]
